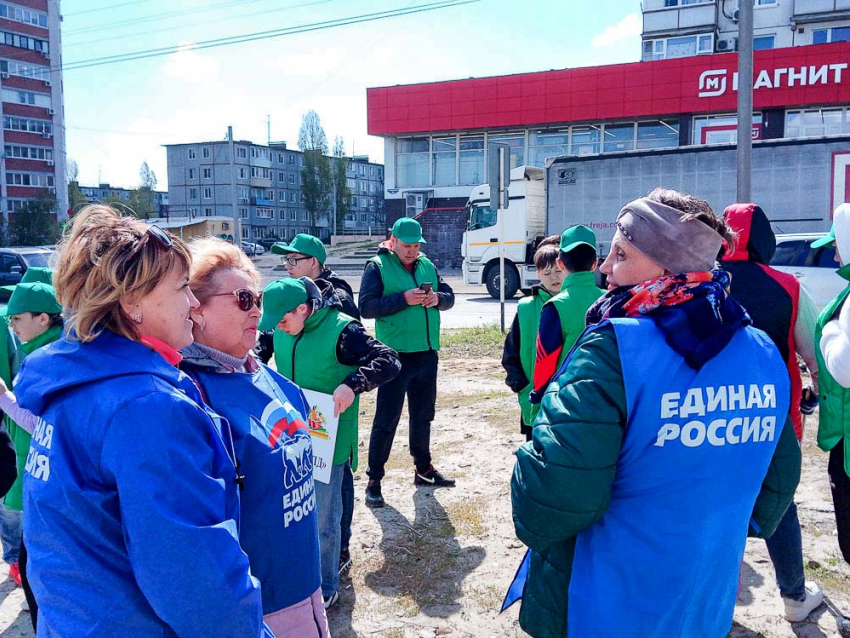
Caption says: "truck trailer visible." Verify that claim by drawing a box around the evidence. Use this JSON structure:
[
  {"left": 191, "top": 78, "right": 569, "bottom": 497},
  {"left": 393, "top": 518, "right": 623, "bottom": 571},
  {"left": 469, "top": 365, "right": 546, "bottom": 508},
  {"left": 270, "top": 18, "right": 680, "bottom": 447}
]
[{"left": 463, "top": 135, "right": 848, "bottom": 298}]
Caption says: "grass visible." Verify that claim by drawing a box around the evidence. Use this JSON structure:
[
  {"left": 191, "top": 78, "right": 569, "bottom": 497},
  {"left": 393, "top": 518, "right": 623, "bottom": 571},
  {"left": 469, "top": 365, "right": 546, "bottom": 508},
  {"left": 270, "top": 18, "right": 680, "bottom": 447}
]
[
  {"left": 445, "top": 496, "right": 488, "bottom": 538},
  {"left": 805, "top": 561, "right": 850, "bottom": 597},
  {"left": 442, "top": 324, "right": 505, "bottom": 359}
]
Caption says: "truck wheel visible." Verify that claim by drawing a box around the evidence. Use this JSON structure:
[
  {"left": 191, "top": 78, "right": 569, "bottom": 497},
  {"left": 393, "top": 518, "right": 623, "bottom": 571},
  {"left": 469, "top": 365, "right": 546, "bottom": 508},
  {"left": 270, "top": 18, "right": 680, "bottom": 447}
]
[{"left": 485, "top": 264, "right": 520, "bottom": 300}]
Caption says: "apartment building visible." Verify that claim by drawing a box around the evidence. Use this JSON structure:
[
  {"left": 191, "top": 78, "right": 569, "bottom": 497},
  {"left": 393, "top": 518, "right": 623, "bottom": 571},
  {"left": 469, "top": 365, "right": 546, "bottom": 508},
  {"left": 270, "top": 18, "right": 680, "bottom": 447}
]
[{"left": 77, "top": 182, "right": 169, "bottom": 218}]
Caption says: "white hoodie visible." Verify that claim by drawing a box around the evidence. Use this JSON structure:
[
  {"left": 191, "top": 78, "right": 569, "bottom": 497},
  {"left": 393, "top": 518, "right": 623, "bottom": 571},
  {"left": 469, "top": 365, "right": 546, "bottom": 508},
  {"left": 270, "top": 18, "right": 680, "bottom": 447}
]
[{"left": 819, "top": 203, "right": 850, "bottom": 387}]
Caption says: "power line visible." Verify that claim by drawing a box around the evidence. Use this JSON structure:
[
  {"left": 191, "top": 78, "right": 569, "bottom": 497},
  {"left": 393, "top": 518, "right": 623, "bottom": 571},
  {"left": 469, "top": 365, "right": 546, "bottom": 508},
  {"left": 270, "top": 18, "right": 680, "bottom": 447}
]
[
  {"left": 64, "top": 0, "right": 268, "bottom": 36},
  {"left": 61, "top": 0, "right": 477, "bottom": 72},
  {"left": 63, "top": 0, "right": 337, "bottom": 49},
  {"left": 63, "top": 0, "right": 151, "bottom": 18}
]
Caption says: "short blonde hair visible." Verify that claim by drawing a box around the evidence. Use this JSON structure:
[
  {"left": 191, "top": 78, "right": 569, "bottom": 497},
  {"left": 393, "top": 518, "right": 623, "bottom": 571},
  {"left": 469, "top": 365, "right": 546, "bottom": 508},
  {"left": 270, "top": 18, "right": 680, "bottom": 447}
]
[
  {"left": 53, "top": 205, "right": 191, "bottom": 342},
  {"left": 188, "top": 237, "right": 260, "bottom": 304}
]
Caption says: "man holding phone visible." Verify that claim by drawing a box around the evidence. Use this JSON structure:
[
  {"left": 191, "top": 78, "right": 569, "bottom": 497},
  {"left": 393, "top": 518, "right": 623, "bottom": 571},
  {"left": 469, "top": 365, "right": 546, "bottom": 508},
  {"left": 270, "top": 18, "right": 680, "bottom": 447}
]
[{"left": 358, "top": 218, "right": 455, "bottom": 508}]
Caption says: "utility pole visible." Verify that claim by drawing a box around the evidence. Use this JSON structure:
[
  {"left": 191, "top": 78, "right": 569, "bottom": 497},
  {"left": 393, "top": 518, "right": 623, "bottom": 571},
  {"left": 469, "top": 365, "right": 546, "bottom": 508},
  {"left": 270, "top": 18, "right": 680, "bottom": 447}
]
[
  {"left": 737, "top": 0, "right": 754, "bottom": 202},
  {"left": 228, "top": 126, "right": 240, "bottom": 244},
  {"left": 267, "top": 114, "right": 271, "bottom": 146}
]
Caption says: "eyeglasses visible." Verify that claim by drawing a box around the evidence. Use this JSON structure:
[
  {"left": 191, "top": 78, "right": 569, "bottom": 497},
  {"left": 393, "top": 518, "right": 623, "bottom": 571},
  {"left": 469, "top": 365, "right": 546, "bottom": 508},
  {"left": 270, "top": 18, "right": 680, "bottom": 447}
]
[
  {"left": 285, "top": 255, "right": 313, "bottom": 267},
  {"left": 209, "top": 288, "right": 263, "bottom": 312}
]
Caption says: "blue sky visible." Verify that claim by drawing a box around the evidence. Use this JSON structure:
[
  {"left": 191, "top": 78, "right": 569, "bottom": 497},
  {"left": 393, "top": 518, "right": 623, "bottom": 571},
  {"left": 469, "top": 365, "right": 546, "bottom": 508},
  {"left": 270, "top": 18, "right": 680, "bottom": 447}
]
[{"left": 61, "top": 0, "right": 642, "bottom": 189}]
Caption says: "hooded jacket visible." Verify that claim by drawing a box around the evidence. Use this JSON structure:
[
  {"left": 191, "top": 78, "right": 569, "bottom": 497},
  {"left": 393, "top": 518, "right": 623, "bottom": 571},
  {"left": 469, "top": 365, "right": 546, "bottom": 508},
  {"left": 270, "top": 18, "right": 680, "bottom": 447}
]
[
  {"left": 723, "top": 203, "right": 811, "bottom": 439},
  {"left": 17, "top": 330, "right": 264, "bottom": 638},
  {"left": 511, "top": 290, "right": 800, "bottom": 638}
]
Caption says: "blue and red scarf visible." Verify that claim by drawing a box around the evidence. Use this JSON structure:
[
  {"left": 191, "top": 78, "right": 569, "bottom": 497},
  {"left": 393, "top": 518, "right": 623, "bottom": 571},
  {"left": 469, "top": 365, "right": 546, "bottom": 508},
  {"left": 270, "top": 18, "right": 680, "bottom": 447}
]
[{"left": 586, "top": 270, "right": 750, "bottom": 370}]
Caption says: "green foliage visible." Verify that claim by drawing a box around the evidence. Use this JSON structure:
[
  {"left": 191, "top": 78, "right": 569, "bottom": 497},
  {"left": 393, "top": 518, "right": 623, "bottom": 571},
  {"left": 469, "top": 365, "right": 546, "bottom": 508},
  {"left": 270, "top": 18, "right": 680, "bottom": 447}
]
[
  {"left": 128, "top": 162, "right": 158, "bottom": 219},
  {"left": 442, "top": 324, "right": 505, "bottom": 358},
  {"left": 301, "top": 150, "right": 332, "bottom": 228},
  {"left": 7, "top": 194, "right": 60, "bottom": 246}
]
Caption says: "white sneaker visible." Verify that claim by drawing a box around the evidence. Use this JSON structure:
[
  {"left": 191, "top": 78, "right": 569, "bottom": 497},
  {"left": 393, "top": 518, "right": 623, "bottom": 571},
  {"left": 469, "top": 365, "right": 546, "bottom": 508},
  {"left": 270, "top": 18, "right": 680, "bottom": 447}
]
[
  {"left": 783, "top": 581, "right": 824, "bottom": 622},
  {"left": 322, "top": 591, "right": 339, "bottom": 610}
]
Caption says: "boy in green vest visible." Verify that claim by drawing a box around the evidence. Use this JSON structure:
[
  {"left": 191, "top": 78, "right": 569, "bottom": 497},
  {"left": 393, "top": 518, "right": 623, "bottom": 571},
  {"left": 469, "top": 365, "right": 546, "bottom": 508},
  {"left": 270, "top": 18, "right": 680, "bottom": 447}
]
[
  {"left": 531, "top": 225, "right": 605, "bottom": 398},
  {"left": 261, "top": 277, "right": 400, "bottom": 609},
  {"left": 502, "top": 236, "right": 565, "bottom": 441}
]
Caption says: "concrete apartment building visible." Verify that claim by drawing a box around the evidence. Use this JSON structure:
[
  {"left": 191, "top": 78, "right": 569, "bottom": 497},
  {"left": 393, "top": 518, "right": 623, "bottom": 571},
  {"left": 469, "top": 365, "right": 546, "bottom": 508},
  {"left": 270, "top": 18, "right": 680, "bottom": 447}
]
[
  {"left": 77, "top": 183, "right": 169, "bottom": 218},
  {"left": 166, "top": 139, "right": 384, "bottom": 243},
  {"left": 641, "top": 0, "right": 850, "bottom": 58},
  {"left": 0, "top": 0, "right": 68, "bottom": 224}
]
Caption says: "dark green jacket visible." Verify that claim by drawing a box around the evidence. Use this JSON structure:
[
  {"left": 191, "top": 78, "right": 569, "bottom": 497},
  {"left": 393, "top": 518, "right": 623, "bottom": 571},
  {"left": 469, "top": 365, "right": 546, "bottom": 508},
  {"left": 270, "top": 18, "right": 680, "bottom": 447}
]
[{"left": 510, "top": 324, "right": 801, "bottom": 638}]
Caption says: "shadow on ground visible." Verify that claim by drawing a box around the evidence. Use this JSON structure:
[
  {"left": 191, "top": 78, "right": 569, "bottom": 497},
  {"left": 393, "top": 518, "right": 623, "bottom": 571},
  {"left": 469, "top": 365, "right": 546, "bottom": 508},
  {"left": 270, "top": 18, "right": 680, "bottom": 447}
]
[{"left": 364, "top": 488, "right": 486, "bottom": 618}]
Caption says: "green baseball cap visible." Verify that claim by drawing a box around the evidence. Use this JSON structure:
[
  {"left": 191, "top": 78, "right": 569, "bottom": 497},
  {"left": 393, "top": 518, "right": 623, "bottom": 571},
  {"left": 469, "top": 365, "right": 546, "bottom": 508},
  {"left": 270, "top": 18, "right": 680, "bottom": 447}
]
[
  {"left": 272, "top": 234, "right": 326, "bottom": 263},
  {"left": 392, "top": 218, "right": 426, "bottom": 244},
  {"left": 258, "top": 278, "right": 309, "bottom": 331},
  {"left": 560, "top": 225, "right": 598, "bottom": 253},
  {"left": 1, "top": 282, "right": 61, "bottom": 317},
  {"left": 812, "top": 227, "right": 836, "bottom": 249}
]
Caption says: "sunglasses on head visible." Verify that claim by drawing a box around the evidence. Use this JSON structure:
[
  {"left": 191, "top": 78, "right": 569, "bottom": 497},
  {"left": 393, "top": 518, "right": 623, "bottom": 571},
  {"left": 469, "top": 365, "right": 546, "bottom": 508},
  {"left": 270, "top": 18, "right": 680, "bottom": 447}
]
[
  {"left": 135, "top": 224, "right": 173, "bottom": 252},
  {"left": 210, "top": 288, "right": 263, "bottom": 312}
]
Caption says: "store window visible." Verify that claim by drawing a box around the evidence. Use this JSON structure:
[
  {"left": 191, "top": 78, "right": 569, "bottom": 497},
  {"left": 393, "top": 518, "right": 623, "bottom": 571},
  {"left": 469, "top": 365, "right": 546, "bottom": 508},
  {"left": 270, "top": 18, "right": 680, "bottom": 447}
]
[
  {"left": 570, "top": 126, "right": 600, "bottom": 156},
  {"left": 692, "top": 113, "right": 763, "bottom": 145},
  {"left": 528, "top": 130, "right": 569, "bottom": 167},
  {"left": 636, "top": 120, "right": 680, "bottom": 149},
  {"left": 432, "top": 137, "right": 456, "bottom": 186},
  {"left": 459, "top": 136, "right": 485, "bottom": 185},
  {"left": 489, "top": 132, "right": 525, "bottom": 169},
  {"left": 602, "top": 123, "right": 635, "bottom": 153},
  {"left": 396, "top": 137, "right": 429, "bottom": 187},
  {"left": 786, "top": 108, "right": 849, "bottom": 138}
]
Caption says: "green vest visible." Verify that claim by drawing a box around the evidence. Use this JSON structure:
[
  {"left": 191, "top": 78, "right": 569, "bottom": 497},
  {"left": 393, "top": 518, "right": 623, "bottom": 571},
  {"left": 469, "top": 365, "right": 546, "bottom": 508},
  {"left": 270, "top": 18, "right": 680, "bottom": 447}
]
[
  {"left": 6, "top": 323, "right": 62, "bottom": 511},
  {"left": 548, "top": 270, "right": 605, "bottom": 368},
  {"left": 273, "top": 308, "right": 361, "bottom": 469},
  {"left": 816, "top": 264, "right": 850, "bottom": 476},
  {"left": 516, "top": 287, "right": 553, "bottom": 426},
  {"left": 368, "top": 251, "right": 440, "bottom": 352}
]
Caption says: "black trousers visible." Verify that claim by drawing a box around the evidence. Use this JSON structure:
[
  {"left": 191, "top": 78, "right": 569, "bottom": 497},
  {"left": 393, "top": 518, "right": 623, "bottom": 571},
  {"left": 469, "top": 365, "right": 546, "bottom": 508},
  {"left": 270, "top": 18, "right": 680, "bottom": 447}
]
[
  {"left": 20, "top": 541, "right": 37, "bottom": 631},
  {"left": 367, "top": 350, "right": 438, "bottom": 481},
  {"left": 828, "top": 441, "right": 850, "bottom": 565}
]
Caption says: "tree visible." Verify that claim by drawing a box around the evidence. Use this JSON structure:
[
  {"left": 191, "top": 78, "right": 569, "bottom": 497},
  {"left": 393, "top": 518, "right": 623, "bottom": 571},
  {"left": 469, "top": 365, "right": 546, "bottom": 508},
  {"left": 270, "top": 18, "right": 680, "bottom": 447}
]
[
  {"left": 330, "top": 137, "right": 352, "bottom": 235},
  {"left": 8, "top": 194, "right": 60, "bottom": 246},
  {"left": 128, "top": 161, "right": 158, "bottom": 219},
  {"left": 66, "top": 159, "right": 88, "bottom": 213},
  {"left": 301, "top": 150, "right": 332, "bottom": 230},
  {"left": 298, "top": 110, "right": 328, "bottom": 154}
]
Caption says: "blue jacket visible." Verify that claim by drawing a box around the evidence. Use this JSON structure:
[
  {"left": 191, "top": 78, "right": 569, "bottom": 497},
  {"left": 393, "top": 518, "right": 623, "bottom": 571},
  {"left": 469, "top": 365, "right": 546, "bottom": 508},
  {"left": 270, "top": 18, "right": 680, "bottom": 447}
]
[
  {"left": 181, "top": 344, "right": 322, "bottom": 615},
  {"left": 18, "top": 330, "right": 264, "bottom": 638}
]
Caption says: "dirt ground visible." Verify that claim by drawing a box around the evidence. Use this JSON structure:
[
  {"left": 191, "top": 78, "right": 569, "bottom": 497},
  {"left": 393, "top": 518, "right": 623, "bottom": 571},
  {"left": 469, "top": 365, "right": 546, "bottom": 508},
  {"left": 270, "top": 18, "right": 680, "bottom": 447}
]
[{"left": 0, "top": 327, "right": 848, "bottom": 637}]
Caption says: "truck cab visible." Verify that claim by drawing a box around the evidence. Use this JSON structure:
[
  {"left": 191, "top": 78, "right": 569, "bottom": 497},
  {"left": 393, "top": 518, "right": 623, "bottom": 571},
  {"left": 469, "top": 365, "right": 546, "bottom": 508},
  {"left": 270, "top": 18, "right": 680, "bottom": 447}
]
[{"left": 462, "top": 165, "right": 546, "bottom": 298}]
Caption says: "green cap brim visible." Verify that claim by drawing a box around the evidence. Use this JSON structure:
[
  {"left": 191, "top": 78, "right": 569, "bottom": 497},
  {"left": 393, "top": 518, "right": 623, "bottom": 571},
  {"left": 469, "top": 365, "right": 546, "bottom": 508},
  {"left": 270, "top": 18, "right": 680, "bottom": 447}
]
[
  {"left": 812, "top": 228, "right": 836, "bottom": 249},
  {"left": 271, "top": 243, "right": 291, "bottom": 255},
  {"left": 258, "top": 313, "right": 280, "bottom": 331},
  {"left": 0, "top": 285, "right": 15, "bottom": 294}
]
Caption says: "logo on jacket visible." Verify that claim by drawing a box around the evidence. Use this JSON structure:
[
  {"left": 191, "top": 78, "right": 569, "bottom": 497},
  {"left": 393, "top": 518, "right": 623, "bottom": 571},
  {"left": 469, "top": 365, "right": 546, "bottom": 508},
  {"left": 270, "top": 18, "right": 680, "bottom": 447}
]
[{"left": 260, "top": 399, "right": 314, "bottom": 490}]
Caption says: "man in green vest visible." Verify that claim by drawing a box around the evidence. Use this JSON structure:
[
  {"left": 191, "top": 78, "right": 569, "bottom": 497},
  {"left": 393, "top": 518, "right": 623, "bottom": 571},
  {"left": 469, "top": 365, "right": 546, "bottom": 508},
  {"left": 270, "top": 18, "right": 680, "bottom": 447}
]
[
  {"left": 501, "top": 237, "right": 565, "bottom": 441},
  {"left": 530, "top": 225, "right": 605, "bottom": 397},
  {"left": 261, "top": 276, "right": 400, "bottom": 609},
  {"left": 358, "top": 217, "right": 455, "bottom": 508}
]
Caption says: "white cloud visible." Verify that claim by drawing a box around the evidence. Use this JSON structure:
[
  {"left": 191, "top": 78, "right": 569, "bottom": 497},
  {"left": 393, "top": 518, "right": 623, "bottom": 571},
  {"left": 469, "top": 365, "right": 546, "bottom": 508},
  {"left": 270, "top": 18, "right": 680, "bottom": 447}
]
[
  {"left": 162, "top": 44, "right": 218, "bottom": 82},
  {"left": 592, "top": 13, "right": 641, "bottom": 48}
]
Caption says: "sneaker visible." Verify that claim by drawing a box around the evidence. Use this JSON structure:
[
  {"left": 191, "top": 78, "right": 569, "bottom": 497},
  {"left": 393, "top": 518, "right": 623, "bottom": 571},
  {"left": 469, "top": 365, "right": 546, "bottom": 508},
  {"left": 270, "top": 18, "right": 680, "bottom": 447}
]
[
  {"left": 20, "top": 598, "right": 28, "bottom": 612},
  {"left": 339, "top": 549, "right": 352, "bottom": 576},
  {"left": 414, "top": 465, "right": 456, "bottom": 487},
  {"left": 322, "top": 591, "right": 339, "bottom": 610},
  {"left": 783, "top": 581, "right": 824, "bottom": 622},
  {"left": 365, "top": 480, "right": 384, "bottom": 508},
  {"left": 8, "top": 563, "right": 20, "bottom": 587}
]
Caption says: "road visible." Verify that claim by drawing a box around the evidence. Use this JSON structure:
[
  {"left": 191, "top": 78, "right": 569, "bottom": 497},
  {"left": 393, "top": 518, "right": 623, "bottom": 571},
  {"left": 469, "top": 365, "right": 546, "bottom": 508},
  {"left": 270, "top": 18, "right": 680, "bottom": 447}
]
[{"left": 256, "top": 256, "right": 518, "bottom": 330}]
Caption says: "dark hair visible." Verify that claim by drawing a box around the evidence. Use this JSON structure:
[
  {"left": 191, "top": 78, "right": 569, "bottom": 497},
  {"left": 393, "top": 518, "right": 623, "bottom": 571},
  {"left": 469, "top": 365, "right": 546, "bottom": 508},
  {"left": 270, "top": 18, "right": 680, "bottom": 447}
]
[
  {"left": 48, "top": 313, "right": 64, "bottom": 328},
  {"left": 559, "top": 244, "right": 597, "bottom": 273},
  {"left": 533, "top": 236, "right": 560, "bottom": 270},
  {"left": 646, "top": 187, "right": 737, "bottom": 257}
]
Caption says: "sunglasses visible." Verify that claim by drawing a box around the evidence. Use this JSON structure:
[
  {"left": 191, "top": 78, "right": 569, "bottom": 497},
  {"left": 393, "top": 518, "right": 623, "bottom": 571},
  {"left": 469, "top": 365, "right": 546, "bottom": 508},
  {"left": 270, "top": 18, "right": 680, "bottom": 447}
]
[
  {"left": 135, "top": 225, "right": 173, "bottom": 252},
  {"left": 285, "top": 255, "right": 313, "bottom": 267},
  {"left": 209, "top": 288, "right": 263, "bottom": 312}
]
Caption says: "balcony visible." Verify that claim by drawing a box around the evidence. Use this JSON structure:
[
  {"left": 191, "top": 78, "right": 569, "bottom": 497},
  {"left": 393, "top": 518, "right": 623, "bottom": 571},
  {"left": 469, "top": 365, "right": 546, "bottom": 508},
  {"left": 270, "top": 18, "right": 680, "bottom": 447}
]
[
  {"left": 792, "top": 0, "right": 850, "bottom": 23},
  {"left": 249, "top": 176, "right": 272, "bottom": 188},
  {"left": 251, "top": 197, "right": 274, "bottom": 206},
  {"left": 643, "top": 1, "right": 717, "bottom": 37}
]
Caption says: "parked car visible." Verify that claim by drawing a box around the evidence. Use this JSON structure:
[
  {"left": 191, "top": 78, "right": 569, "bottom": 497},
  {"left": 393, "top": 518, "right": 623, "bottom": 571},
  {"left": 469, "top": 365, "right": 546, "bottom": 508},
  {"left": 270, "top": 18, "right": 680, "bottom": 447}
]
[
  {"left": 256, "top": 238, "right": 285, "bottom": 250},
  {"left": 241, "top": 241, "right": 266, "bottom": 256},
  {"left": 0, "top": 247, "right": 54, "bottom": 304},
  {"left": 770, "top": 233, "right": 846, "bottom": 311}
]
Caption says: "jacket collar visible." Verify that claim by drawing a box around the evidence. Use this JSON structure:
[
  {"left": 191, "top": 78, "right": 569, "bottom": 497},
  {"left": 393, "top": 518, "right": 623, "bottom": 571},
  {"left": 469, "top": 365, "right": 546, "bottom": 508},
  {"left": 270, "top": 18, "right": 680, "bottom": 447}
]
[{"left": 561, "top": 270, "right": 597, "bottom": 291}]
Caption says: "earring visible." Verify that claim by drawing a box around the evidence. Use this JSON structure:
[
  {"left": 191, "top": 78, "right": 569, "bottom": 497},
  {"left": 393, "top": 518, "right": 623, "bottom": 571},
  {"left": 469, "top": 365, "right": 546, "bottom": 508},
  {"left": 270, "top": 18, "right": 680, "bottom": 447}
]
[{"left": 133, "top": 312, "right": 142, "bottom": 324}]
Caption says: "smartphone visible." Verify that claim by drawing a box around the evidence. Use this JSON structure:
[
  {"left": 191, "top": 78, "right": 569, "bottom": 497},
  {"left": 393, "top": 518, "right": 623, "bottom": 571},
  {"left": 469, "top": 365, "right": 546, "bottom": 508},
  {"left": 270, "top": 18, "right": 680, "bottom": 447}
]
[{"left": 419, "top": 282, "right": 433, "bottom": 293}]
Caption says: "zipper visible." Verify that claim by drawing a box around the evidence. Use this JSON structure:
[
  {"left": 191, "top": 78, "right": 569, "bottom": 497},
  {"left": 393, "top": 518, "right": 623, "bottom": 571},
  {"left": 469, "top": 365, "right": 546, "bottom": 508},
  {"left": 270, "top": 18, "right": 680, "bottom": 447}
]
[{"left": 291, "top": 332, "right": 304, "bottom": 383}]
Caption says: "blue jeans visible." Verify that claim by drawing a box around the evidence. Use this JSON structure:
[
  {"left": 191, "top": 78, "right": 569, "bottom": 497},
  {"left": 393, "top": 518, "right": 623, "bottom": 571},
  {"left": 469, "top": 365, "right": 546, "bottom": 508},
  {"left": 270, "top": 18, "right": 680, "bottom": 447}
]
[
  {"left": 315, "top": 462, "right": 345, "bottom": 598},
  {"left": 765, "top": 501, "right": 805, "bottom": 601},
  {"left": 0, "top": 503, "right": 21, "bottom": 564},
  {"left": 340, "top": 463, "right": 354, "bottom": 554}
]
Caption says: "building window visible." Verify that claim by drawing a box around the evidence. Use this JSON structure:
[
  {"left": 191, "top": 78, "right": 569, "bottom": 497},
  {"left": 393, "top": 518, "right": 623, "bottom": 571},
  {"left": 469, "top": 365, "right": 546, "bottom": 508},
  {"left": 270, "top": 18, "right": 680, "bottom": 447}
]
[
  {"left": 459, "top": 136, "right": 485, "bottom": 185},
  {"left": 257, "top": 208, "right": 273, "bottom": 219},
  {"left": 663, "top": 0, "right": 708, "bottom": 5},
  {"left": 290, "top": 192, "right": 297, "bottom": 203},
  {"left": 636, "top": 120, "right": 679, "bottom": 149},
  {"left": 813, "top": 27, "right": 850, "bottom": 44},
  {"left": 279, "top": 209, "right": 286, "bottom": 219},
  {"left": 238, "top": 167, "right": 247, "bottom": 179},
  {"left": 0, "top": 31, "right": 48, "bottom": 54},
  {"left": 202, "top": 147, "right": 210, "bottom": 159},
  {"left": 0, "top": 59, "right": 49, "bottom": 81},
  {"left": 239, "top": 187, "right": 249, "bottom": 201},
  {"left": 2, "top": 116, "right": 50, "bottom": 134},
  {"left": 290, "top": 210, "right": 297, "bottom": 221},
  {"left": 529, "top": 130, "right": 569, "bottom": 167},
  {"left": 786, "top": 108, "right": 850, "bottom": 138},
  {"left": 753, "top": 35, "right": 775, "bottom": 50},
  {"left": 279, "top": 191, "right": 286, "bottom": 201},
  {"left": 188, "top": 149, "right": 196, "bottom": 160},
  {"left": 432, "top": 137, "right": 457, "bottom": 186},
  {"left": 237, "top": 147, "right": 247, "bottom": 159},
  {"left": 756, "top": 0, "right": 777, "bottom": 5},
  {"left": 240, "top": 208, "right": 249, "bottom": 219},
  {"left": 242, "top": 227, "right": 249, "bottom": 239},
  {"left": 204, "top": 207, "right": 213, "bottom": 217},
  {"left": 4, "top": 145, "right": 52, "bottom": 161},
  {"left": 570, "top": 126, "right": 600, "bottom": 156},
  {"left": 188, "top": 168, "right": 195, "bottom": 179},
  {"left": 642, "top": 33, "right": 713, "bottom": 61},
  {"left": 289, "top": 155, "right": 295, "bottom": 164},
  {"left": 203, "top": 187, "right": 212, "bottom": 199},
  {"left": 287, "top": 174, "right": 294, "bottom": 185},
  {"left": 489, "top": 132, "right": 526, "bottom": 169},
  {"left": 301, "top": 210, "right": 309, "bottom": 221},
  {"left": 278, "top": 172, "right": 285, "bottom": 182},
  {"left": 692, "top": 113, "right": 764, "bottom": 145},
  {"left": 189, "top": 188, "right": 198, "bottom": 200},
  {"left": 203, "top": 168, "right": 211, "bottom": 179},
  {"left": 601, "top": 123, "right": 635, "bottom": 153}
]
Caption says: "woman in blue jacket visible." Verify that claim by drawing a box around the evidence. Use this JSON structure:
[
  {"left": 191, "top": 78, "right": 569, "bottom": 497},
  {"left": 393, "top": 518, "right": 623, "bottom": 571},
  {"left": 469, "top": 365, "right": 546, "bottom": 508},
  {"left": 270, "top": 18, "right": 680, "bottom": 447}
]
[
  {"left": 16, "top": 205, "right": 266, "bottom": 638},
  {"left": 179, "top": 237, "right": 330, "bottom": 638}
]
